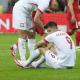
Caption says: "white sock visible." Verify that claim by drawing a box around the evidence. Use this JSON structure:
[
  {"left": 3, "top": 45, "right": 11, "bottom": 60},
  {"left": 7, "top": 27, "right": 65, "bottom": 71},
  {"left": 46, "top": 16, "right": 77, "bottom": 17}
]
[
  {"left": 28, "top": 39, "right": 36, "bottom": 50},
  {"left": 35, "top": 55, "right": 45, "bottom": 65},
  {"left": 13, "top": 44, "right": 18, "bottom": 49},
  {"left": 19, "top": 49, "right": 40, "bottom": 67},
  {"left": 27, "top": 39, "right": 40, "bottom": 65},
  {"left": 18, "top": 38, "right": 26, "bottom": 61},
  {"left": 29, "top": 49, "right": 40, "bottom": 61},
  {"left": 32, "top": 55, "right": 45, "bottom": 68},
  {"left": 13, "top": 44, "right": 18, "bottom": 53},
  {"left": 28, "top": 39, "right": 36, "bottom": 60}
]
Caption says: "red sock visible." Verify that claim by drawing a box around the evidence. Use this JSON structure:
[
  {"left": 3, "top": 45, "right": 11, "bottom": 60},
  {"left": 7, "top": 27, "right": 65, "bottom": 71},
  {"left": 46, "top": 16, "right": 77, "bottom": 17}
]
[{"left": 76, "top": 31, "right": 80, "bottom": 46}]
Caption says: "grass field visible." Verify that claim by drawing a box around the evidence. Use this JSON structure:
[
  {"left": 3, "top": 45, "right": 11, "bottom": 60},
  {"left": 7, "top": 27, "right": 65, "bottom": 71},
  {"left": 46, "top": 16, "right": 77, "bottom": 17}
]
[{"left": 0, "top": 34, "right": 80, "bottom": 80}]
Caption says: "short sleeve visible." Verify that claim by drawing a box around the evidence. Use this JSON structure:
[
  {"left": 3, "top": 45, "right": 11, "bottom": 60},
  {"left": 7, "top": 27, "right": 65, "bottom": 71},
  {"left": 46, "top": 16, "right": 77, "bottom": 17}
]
[
  {"left": 38, "top": 0, "right": 50, "bottom": 13},
  {"left": 44, "top": 34, "right": 53, "bottom": 43}
]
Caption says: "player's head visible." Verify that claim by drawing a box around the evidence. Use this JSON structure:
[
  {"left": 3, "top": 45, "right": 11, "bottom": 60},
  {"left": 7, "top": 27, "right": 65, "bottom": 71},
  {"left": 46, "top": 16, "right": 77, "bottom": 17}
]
[
  {"left": 49, "top": 0, "right": 59, "bottom": 11},
  {"left": 44, "top": 21, "right": 58, "bottom": 33}
]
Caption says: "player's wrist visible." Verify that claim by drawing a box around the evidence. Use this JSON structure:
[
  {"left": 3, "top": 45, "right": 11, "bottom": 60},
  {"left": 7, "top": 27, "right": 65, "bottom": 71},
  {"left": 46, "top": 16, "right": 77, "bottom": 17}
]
[{"left": 78, "top": 5, "right": 80, "bottom": 10}]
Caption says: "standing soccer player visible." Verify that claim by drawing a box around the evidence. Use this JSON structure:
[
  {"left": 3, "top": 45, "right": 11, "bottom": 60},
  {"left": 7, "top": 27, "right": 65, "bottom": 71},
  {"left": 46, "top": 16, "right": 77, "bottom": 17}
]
[
  {"left": 67, "top": 0, "right": 80, "bottom": 49},
  {"left": 10, "top": 0, "right": 58, "bottom": 67}
]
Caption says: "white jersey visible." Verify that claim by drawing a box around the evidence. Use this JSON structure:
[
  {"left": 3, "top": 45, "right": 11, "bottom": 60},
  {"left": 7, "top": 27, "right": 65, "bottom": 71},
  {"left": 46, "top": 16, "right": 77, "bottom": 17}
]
[
  {"left": 45, "top": 30, "right": 76, "bottom": 67},
  {"left": 17, "top": 0, "right": 51, "bottom": 12}
]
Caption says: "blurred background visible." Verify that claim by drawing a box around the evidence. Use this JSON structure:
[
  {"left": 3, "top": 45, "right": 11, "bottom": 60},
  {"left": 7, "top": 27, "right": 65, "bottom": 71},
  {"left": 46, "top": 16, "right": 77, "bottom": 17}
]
[
  {"left": 0, "top": 0, "right": 68, "bottom": 34},
  {"left": 0, "top": 0, "right": 67, "bottom": 13},
  {"left": 0, "top": 0, "right": 17, "bottom": 13}
]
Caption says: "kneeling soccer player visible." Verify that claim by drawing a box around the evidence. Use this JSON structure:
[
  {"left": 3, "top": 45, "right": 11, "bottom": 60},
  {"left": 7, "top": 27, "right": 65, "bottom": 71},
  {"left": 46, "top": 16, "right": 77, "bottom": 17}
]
[{"left": 32, "top": 21, "right": 76, "bottom": 69}]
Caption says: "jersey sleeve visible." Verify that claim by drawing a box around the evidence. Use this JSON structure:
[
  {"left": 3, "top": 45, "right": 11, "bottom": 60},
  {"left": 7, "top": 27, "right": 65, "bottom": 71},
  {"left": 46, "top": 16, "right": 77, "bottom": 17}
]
[
  {"left": 44, "top": 34, "right": 53, "bottom": 43},
  {"left": 37, "top": 0, "right": 50, "bottom": 13}
]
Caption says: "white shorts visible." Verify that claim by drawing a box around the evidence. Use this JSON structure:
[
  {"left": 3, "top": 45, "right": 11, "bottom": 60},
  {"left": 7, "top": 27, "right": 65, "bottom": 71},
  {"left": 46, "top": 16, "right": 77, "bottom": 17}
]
[
  {"left": 45, "top": 50, "right": 75, "bottom": 69},
  {"left": 13, "top": 1, "right": 36, "bottom": 31},
  {"left": 45, "top": 50, "right": 62, "bottom": 69}
]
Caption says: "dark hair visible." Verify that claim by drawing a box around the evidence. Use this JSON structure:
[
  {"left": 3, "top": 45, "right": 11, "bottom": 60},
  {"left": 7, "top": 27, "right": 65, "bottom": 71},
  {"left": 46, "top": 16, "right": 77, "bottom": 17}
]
[
  {"left": 44, "top": 21, "right": 57, "bottom": 29},
  {"left": 57, "top": 0, "right": 67, "bottom": 11}
]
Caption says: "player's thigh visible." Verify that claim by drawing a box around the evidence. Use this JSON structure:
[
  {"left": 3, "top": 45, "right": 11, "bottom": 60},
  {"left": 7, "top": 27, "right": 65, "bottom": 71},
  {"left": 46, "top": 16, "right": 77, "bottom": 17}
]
[
  {"left": 13, "top": 3, "right": 33, "bottom": 31},
  {"left": 13, "top": 6, "right": 27, "bottom": 30},
  {"left": 45, "top": 50, "right": 59, "bottom": 68}
]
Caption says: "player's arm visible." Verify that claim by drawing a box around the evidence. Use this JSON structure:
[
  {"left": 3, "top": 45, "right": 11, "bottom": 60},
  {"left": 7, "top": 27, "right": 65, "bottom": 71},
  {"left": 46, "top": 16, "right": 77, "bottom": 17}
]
[
  {"left": 78, "top": 0, "right": 80, "bottom": 10},
  {"left": 34, "top": 10, "right": 44, "bottom": 30},
  {"left": 45, "top": 42, "right": 52, "bottom": 49},
  {"left": 35, "top": 39, "right": 56, "bottom": 54},
  {"left": 68, "top": 0, "right": 75, "bottom": 17},
  {"left": 35, "top": 40, "right": 46, "bottom": 49},
  {"left": 34, "top": 0, "right": 50, "bottom": 29},
  {"left": 68, "top": 0, "right": 76, "bottom": 23},
  {"left": 35, "top": 38, "right": 53, "bottom": 49}
]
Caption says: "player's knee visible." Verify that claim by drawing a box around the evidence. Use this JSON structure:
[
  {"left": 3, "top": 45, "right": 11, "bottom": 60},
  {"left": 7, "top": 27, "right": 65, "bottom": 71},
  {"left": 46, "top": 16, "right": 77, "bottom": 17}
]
[
  {"left": 27, "top": 32, "right": 35, "bottom": 39},
  {"left": 18, "top": 29, "right": 27, "bottom": 39}
]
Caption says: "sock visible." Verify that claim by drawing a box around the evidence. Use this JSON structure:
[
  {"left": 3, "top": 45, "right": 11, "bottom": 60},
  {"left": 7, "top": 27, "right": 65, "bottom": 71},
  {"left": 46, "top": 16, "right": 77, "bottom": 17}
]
[
  {"left": 13, "top": 43, "right": 18, "bottom": 49},
  {"left": 32, "top": 55, "right": 45, "bottom": 67},
  {"left": 36, "top": 55, "right": 45, "bottom": 64},
  {"left": 20, "top": 49, "right": 40, "bottom": 67},
  {"left": 28, "top": 39, "right": 36, "bottom": 49},
  {"left": 28, "top": 39, "right": 36, "bottom": 59},
  {"left": 27, "top": 39, "right": 40, "bottom": 65},
  {"left": 76, "top": 31, "right": 80, "bottom": 46},
  {"left": 12, "top": 43, "right": 18, "bottom": 53},
  {"left": 18, "top": 38, "right": 26, "bottom": 61}
]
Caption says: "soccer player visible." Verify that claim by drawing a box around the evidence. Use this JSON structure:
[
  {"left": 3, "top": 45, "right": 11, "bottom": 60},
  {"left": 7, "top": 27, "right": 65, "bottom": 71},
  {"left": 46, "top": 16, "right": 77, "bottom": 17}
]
[
  {"left": 14, "top": 22, "right": 76, "bottom": 69},
  {"left": 10, "top": 0, "right": 58, "bottom": 67},
  {"left": 67, "top": 0, "right": 80, "bottom": 49},
  {"left": 34, "top": 22, "right": 76, "bottom": 68}
]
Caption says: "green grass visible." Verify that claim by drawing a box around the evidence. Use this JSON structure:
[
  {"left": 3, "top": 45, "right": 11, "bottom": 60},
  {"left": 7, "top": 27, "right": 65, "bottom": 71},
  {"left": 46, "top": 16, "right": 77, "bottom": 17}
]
[{"left": 0, "top": 34, "right": 80, "bottom": 80}]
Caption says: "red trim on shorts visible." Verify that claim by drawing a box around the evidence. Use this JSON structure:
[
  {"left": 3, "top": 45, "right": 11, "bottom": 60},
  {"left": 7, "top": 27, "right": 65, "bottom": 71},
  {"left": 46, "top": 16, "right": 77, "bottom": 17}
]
[{"left": 37, "top": 9, "right": 43, "bottom": 14}]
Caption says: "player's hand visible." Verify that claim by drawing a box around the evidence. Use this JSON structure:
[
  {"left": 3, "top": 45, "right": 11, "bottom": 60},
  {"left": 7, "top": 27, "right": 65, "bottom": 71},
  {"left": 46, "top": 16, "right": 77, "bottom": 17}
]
[
  {"left": 71, "top": 16, "right": 76, "bottom": 23},
  {"left": 78, "top": 6, "right": 80, "bottom": 10},
  {"left": 45, "top": 9, "right": 53, "bottom": 13}
]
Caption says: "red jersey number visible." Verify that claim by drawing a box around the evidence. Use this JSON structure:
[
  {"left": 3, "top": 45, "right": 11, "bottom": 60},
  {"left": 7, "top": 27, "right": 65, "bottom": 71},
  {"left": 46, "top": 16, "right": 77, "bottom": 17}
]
[{"left": 66, "top": 36, "right": 73, "bottom": 49}]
